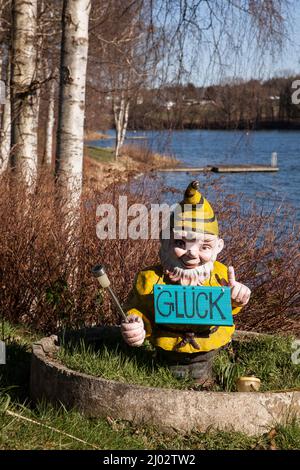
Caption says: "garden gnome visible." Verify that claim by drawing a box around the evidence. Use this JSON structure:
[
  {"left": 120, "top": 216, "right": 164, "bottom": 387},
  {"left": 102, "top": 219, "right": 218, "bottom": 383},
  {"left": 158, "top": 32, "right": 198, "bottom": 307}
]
[{"left": 121, "top": 181, "right": 251, "bottom": 385}]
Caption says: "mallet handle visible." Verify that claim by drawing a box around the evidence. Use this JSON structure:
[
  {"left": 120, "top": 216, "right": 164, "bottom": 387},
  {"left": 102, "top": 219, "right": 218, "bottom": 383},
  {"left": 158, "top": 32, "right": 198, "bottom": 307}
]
[
  {"left": 107, "top": 286, "right": 128, "bottom": 323},
  {"left": 92, "top": 264, "right": 128, "bottom": 323}
]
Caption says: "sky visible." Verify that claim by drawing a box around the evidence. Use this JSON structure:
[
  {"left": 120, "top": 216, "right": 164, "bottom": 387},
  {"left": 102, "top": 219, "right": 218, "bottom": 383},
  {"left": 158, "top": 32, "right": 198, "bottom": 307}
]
[
  {"left": 272, "top": 1, "right": 300, "bottom": 76},
  {"left": 181, "top": 0, "right": 300, "bottom": 86}
]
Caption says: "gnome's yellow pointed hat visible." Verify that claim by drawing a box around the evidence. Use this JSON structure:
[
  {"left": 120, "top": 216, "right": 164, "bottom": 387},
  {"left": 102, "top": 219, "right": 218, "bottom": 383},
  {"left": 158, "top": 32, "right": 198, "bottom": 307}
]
[{"left": 172, "top": 180, "right": 219, "bottom": 236}]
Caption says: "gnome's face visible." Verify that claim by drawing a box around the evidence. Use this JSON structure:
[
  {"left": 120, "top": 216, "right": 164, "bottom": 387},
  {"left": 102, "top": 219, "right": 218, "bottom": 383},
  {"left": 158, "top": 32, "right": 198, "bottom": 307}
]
[
  {"left": 160, "top": 232, "right": 224, "bottom": 286},
  {"left": 173, "top": 233, "right": 223, "bottom": 267}
]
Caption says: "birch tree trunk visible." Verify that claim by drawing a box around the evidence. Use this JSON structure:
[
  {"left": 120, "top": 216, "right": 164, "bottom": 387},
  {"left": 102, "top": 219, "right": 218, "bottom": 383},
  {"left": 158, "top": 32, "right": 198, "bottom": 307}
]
[
  {"left": 113, "top": 94, "right": 126, "bottom": 160},
  {"left": 120, "top": 100, "right": 130, "bottom": 148},
  {"left": 55, "top": 0, "right": 91, "bottom": 210},
  {"left": 11, "top": 0, "right": 38, "bottom": 187},
  {"left": 0, "top": 49, "right": 11, "bottom": 174},
  {"left": 44, "top": 77, "right": 56, "bottom": 167},
  {"left": 113, "top": 92, "right": 130, "bottom": 160}
]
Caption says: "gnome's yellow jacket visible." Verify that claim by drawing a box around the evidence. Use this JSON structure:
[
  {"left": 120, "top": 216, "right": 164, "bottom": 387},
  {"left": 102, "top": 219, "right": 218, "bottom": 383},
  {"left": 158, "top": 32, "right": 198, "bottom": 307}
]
[{"left": 125, "top": 262, "right": 242, "bottom": 353}]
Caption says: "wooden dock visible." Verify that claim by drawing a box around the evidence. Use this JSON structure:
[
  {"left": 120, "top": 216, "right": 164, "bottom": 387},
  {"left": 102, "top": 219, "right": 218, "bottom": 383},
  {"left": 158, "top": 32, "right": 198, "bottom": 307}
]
[
  {"left": 158, "top": 164, "right": 279, "bottom": 173},
  {"left": 211, "top": 165, "right": 278, "bottom": 173},
  {"left": 158, "top": 167, "right": 208, "bottom": 173}
]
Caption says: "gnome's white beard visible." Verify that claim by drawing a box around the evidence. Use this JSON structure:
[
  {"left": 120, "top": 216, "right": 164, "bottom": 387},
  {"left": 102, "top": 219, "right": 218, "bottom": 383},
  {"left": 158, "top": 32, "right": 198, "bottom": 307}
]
[
  {"left": 164, "top": 261, "right": 214, "bottom": 286},
  {"left": 160, "top": 241, "right": 217, "bottom": 286}
]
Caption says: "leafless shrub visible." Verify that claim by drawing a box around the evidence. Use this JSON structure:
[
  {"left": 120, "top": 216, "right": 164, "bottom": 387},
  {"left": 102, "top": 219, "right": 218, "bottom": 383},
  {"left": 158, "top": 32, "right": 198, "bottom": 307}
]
[
  {"left": 0, "top": 171, "right": 159, "bottom": 332},
  {"left": 213, "top": 188, "right": 300, "bottom": 334},
  {"left": 0, "top": 171, "right": 299, "bottom": 335}
]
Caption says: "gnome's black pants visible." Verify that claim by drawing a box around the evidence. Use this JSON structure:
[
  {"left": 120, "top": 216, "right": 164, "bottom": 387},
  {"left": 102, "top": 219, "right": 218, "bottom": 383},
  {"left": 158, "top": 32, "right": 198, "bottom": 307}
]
[{"left": 157, "top": 348, "right": 219, "bottom": 384}]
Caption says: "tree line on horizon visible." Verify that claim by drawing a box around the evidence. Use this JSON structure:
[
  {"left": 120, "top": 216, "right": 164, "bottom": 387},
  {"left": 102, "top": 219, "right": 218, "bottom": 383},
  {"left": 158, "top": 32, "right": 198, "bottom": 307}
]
[{"left": 123, "top": 75, "right": 300, "bottom": 131}]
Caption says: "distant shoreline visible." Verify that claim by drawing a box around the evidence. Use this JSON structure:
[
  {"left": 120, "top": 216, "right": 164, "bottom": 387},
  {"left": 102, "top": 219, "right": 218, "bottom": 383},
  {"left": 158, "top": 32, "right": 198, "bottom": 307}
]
[
  {"left": 86, "top": 124, "right": 300, "bottom": 138},
  {"left": 127, "top": 120, "right": 300, "bottom": 132}
]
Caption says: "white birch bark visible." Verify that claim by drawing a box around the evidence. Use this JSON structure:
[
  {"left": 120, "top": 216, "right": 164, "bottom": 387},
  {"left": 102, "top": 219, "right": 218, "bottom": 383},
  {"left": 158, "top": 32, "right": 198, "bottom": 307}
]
[
  {"left": 0, "top": 53, "right": 11, "bottom": 174},
  {"left": 114, "top": 92, "right": 130, "bottom": 160},
  {"left": 113, "top": 94, "right": 126, "bottom": 160},
  {"left": 11, "top": 0, "right": 38, "bottom": 187},
  {"left": 56, "top": 0, "right": 91, "bottom": 210},
  {"left": 120, "top": 100, "right": 130, "bottom": 148},
  {"left": 44, "top": 77, "right": 56, "bottom": 167}
]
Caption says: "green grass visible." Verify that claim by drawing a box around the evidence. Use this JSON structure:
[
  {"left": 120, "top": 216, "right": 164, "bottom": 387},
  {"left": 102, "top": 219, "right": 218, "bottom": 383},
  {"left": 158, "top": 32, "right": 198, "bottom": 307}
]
[
  {"left": 1, "top": 322, "right": 300, "bottom": 450},
  {"left": 58, "top": 334, "right": 300, "bottom": 392},
  {"left": 213, "top": 335, "right": 300, "bottom": 392},
  {"left": 1, "top": 393, "right": 300, "bottom": 450},
  {"left": 0, "top": 321, "right": 41, "bottom": 402},
  {"left": 58, "top": 339, "right": 194, "bottom": 390},
  {"left": 85, "top": 145, "right": 115, "bottom": 162}
]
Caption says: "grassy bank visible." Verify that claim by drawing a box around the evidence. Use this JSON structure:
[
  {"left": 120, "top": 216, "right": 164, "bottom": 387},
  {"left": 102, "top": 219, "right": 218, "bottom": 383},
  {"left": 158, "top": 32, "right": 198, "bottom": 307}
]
[
  {"left": 84, "top": 130, "right": 111, "bottom": 141},
  {"left": 1, "top": 322, "right": 300, "bottom": 450},
  {"left": 83, "top": 143, "right": 178, "bottom": 191},
  {"left": 58, "top": 333, "right": 300, "bottom": 392},
  {"left": 85, "top": 145, "right": 115, "bottom": 163},
  {"left": 84, "top": 142, "right": 178, "bottom": 168}
]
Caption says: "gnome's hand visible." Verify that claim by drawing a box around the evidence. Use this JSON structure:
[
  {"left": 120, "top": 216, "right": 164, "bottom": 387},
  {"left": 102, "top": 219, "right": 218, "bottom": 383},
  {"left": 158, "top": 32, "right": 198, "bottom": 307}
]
[
  {"left": 217, "top": 266, "right": 251, "bottom": 307},
  {"left": 121, "top": 315, "right": 146, "bottom": 347}
]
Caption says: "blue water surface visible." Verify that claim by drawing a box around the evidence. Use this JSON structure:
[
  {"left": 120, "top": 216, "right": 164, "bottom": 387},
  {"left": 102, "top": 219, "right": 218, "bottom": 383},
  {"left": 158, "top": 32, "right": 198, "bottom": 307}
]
[{"left": 89, "top": 129, "right": 300, "bottom": 219}]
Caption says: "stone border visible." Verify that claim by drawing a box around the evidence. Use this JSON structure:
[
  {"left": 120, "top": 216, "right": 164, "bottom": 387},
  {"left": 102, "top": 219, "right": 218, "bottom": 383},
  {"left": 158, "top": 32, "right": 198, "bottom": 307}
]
[{"left": 30, "top": 328, "right": 300, "bottom": 436}]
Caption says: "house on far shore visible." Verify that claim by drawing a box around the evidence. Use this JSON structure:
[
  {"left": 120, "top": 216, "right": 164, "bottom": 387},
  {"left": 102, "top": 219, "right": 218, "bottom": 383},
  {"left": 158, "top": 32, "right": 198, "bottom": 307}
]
[{"left": 165, "top": 100, "right": 176, "bottom": 110}]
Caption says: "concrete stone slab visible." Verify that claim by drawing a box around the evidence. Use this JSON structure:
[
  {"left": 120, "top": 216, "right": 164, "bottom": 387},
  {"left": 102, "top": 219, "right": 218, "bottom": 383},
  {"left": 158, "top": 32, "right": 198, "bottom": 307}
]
[{"left": 30, "top": 328, "right": 300, "bottom": 435}]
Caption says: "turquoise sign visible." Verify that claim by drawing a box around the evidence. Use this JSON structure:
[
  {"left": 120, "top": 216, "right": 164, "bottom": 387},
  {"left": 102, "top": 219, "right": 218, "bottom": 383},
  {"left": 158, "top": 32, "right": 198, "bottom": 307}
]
[{"left": 154, "top": 285, "right": 233, "bottom": 326}]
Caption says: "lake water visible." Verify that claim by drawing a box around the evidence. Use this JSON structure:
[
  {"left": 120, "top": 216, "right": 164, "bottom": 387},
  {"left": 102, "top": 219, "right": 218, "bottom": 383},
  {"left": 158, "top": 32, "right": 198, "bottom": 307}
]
[{"left": 90, "top": 129, "right": 300, "bottom": 220}]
